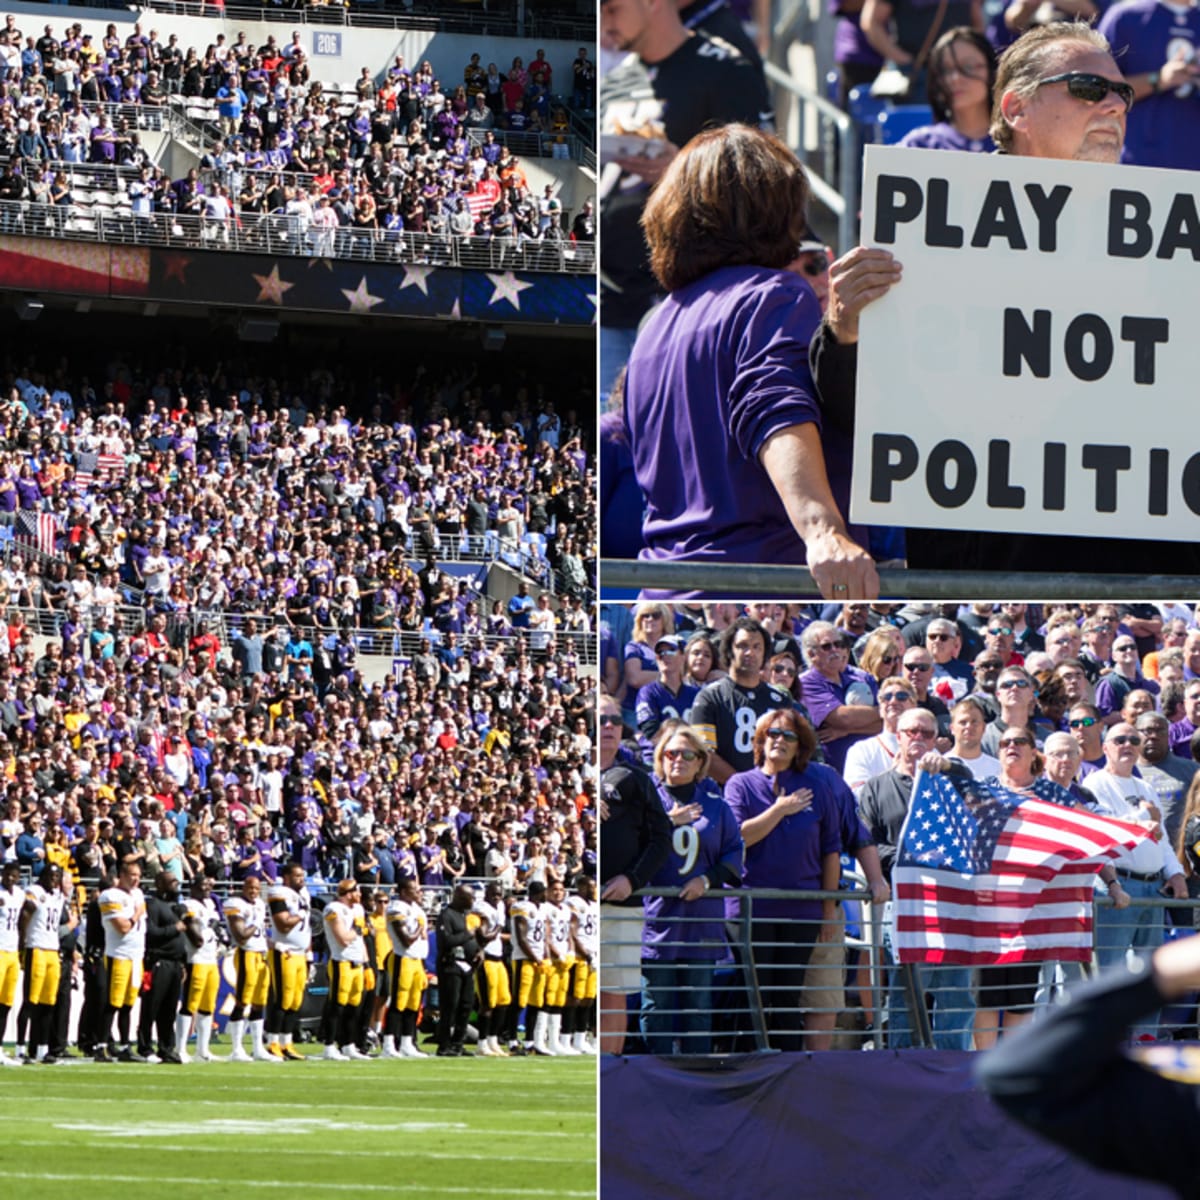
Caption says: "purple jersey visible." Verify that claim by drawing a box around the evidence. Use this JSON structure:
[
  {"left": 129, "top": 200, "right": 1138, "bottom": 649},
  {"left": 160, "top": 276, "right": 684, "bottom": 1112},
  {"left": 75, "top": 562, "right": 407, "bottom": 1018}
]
[
  {"left": 1099, "top": 0, "right": 1200, "bottom": 170},
  {"left": 799, "top": 665, "right": 878, "bottom": 772},
  {"left": 624, "top": 267, "right": 858, "bottom": 585},
  {"left": 723, "top": 763, "right": 842, "bottom": 920},
  {"left": 898, "top": 121, "right": 996, "bottom": 154},
  {"left": 642, "top": 778, "right": 743, "bottom": 961},
  {"left": 634, "top": 679, "right": 701, "bottom": 765}
]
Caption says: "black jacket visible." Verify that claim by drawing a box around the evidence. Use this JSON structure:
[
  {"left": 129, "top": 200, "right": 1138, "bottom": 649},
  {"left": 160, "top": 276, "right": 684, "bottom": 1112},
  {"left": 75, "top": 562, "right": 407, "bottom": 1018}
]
[
  {"left": 600, "top": 760, "right": 672, "bottom": 907},
  {"left": 436, "top": 904, "right": 481, "bottom": 967},
  {"left": 144, "top": 892, "right": 188, "bottom": 963}
]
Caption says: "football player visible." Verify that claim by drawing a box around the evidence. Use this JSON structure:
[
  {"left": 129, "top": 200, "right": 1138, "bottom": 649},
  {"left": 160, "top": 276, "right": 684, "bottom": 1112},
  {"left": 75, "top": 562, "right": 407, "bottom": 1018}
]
[
  {"left": 0, "top": 861, "right": 24, "bottom": 1065},
  {"left": 21, "top": 864, "right": 73, "bottom": 1063},
  {"left": 473, "top": 880, "right": 511, "bottom": 1057},
  {"left": 509, "top": 880, "right": 548, "bottom": 1055},
  {"left": 223, "top": 874, "right": 276, "bottom": 1063},
  {"left": 543, "top": 876, "right": 579, "bottom": 1055},
  {"left": 265, "top": 861, "right": 311, "bottom": 1061},
  {"left": 567, "top": 875, "right": 599, "bottom": 1053},
  {"left": 97, "top": 860, "right": 147, "bottom": 1062},
  {"left": 383, "top": 878, "right": 429, "bottom": 1059},
  {"left": 323, "top": 880, "right": 370, "bottom": 1060},
  {"left": 178, "top": 874, "right": 223, "bottom": 1062}
]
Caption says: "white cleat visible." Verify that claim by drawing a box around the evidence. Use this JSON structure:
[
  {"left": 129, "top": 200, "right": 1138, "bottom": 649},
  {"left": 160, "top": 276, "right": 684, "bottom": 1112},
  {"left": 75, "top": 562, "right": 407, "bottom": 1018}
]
[
  {"left": 558, "top": 1039, "right": 581, "bottom": 1056},
  {"left": 0, "top": 1050, "right": 21, "bottom": 1067},
  {"left": 477, "top": 1041, "right": 498, "bottom": 1056},
  {"left": 342, "top": 1045, "right": 370, "bottom": 1061},
  {"left": 399, "top": 1041, "right": 428, "bottom": 1058},
  {"left": 323, "top": 1045, "right": 347, "bottom": 1061},
  {"left": 195, "top": 1051, "right": 219, "bottom": 1062},
  {"left": 252, "top": 1048, "right": 283, "bottom": 1063},
  {"left": 228, "top": 1047, "right": 253, "bottom": 1063},
  {"left": 381, "top": 1044, "right": 405, "bottom": 1059}
]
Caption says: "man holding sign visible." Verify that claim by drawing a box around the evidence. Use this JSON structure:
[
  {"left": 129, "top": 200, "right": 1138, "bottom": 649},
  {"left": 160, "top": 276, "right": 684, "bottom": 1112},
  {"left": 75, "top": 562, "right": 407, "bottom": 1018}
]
[{"left": 814, "top": 22, "right": 1200, "bottom": 577}]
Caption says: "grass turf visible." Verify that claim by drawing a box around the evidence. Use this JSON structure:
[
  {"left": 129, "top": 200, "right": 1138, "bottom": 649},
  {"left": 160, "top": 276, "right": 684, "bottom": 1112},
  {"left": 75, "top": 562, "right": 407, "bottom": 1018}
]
[{"left": 0, "top": 1042, "right": 596, "bottom": 1200}]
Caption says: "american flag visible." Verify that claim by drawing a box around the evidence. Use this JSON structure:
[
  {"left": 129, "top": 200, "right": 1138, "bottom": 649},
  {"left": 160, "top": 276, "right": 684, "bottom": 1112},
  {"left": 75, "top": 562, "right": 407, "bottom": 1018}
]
[
  {"left": 14, "top": 510, "right": 58, "bottom": 557},
  {"left": 73, "top": 449, "right": 125, "bottom": 488},
  {"left": 893, "top": 770, "right": 1150, "bottom": 965}
]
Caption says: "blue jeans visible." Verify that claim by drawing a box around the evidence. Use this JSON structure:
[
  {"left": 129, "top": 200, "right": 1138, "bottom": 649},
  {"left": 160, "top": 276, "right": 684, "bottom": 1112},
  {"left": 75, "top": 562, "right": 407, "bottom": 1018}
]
[
  {"left": 883, "top": 909, "right": 974, "bottom": 1049},
  {"left": 640, "top": 960, "right": 715, "bottom": 1055},
  {"left": 1094, "top": 874, "right": 1164, "bottom": 1038}
]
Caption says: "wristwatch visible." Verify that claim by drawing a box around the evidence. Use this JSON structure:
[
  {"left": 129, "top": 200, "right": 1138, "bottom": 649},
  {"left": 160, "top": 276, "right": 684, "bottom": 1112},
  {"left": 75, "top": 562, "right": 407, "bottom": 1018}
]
[{"left": 1148, "top": 70, "right": 1161, "bottom": 93}]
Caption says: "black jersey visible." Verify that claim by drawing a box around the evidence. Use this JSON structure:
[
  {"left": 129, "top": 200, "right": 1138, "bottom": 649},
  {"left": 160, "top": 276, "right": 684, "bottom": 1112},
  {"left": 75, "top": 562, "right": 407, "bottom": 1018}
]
[
  {"left": 690, "top": 676, "right": 807, "bottom": 775},
  {"left": 600, "top": 31, "right": 772, "bottom": 328}
]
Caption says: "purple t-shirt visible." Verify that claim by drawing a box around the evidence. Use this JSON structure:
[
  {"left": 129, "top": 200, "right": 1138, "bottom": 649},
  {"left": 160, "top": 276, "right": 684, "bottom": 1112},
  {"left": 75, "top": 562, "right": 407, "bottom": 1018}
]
[
  {"left": 898, "top": 121, "right": 996, "bottom": 154},
  {"left": 798, "top": 665, "right": 878, "bottom": 772},
  {"left": 642, "top": 778, "right": 743, "bottom": 961},
  {"left": 1099, "top": 0, "right": 1200, "bottom": 170},
  {"left": 634, "top": 679, "right": 700, "bottom": 765},
  {"left": 625, "top": 266, "right": 858, "bottom": 579},
  {"left": 1170, "top": 717, "right": 1197, "bottom": 757},
  {"left": 723, "top": 763, "right": 842, "bottom": 920}
]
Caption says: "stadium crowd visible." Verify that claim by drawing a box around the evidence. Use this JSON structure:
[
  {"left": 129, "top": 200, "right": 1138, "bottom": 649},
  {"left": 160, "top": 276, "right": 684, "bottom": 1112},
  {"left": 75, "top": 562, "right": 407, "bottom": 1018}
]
[
  {"left": 0, "top": 323, "right": 599, "bottom": 1063},
  {"left": 0, "top": 340, "right": 596, "bottom": 615},
  {"left": 599, "top": 601, "right": 1200, "bottom": 1053},
  {"left": 0, "top": 16, "right": 596, "bottom": 255}
]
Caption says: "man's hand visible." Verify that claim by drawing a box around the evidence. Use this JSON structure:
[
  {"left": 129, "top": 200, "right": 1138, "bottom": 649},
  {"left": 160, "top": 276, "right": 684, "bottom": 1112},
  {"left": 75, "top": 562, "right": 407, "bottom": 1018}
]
[
  {"left": 601, "top": 874, "right": 633, "bottom": 902},
  {"left": 869, "top": 879, "right": 891, "bottom": 906},
  {"left": 611, "top": 141, "right": 679, "bottom": 185},
  {"left": 1107, "top": 880, "right": 1131, "bottom": 910},
  {"left": 825, "top": 247, "right": 903, "bottom": 345},
  {"left": 803, "top": 528, "right": 880, "bottom": 601},
  {"left": 1165, "top": 872, "right": 1188, "bottom": 900},
  {"left": 679, "top": 876, "right": 708, "bottom": 902}
]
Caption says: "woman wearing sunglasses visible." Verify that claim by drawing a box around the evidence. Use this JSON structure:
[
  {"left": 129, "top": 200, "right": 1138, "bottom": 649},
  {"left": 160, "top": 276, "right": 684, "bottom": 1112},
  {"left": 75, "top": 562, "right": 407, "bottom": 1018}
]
[
  {"left": 722, "top": 709, "right": 845, "bottom": 1050},
  {"left": 857, "top": 626, "right": 906, "bottom": 685},
  {"left": 974, "top": 725, "right": 1075, "bottom": 1049},
  {"left": 898, "top": 29, "right": 998, "bottom": 155},
  {"left": 640, "top": 720, "right": 743, "bottom": 1055}
]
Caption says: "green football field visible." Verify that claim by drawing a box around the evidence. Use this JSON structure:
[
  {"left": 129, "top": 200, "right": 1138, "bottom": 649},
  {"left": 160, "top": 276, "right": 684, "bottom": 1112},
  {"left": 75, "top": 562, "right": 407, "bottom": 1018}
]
[{"left": 0, "top": 1047, "right": 596, "bottom": 1200}]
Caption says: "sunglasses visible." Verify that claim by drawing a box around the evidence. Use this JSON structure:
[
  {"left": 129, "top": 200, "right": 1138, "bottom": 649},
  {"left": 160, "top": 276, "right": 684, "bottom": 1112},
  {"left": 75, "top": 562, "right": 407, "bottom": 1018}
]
[
  {"left": 975, "top": 660, "right": 1003, "bottom": 671},
  {"left": 904, "top": 661, "right": 932, "bottom": 672},
  {"left": 1069, "top": 716, "right": 1097, "bottom": 729},
  {"left": 900, "top": 727, "right": 936, "bottom": 738},
  {"left": 657, "top": 647, "right": 679, "bottom": 658},
  {"left": 798, "top": 250, "right": 829, "bottom": 276},
  {"left": 598, "top": 714, "right": 622, "bottom": 727},
  {"left": 1037, "top": 71, "right": 1134, "bottom": 112},
  {"left": 766, "top": 728, "right": 799, "bottom": 742},
  {"left": 927, "top": 632, "right": 954, "bottom": 641},
  {"left": 986, "top": 626, "right": 1013, "bottom": 637},
  {"left": 816, "top": 641, "right": 846, "bottom": 653},
  {"left": 1109, "top": 734, "right": 1142, "bottom": 746},
  {"left": 662, "top": 748, "right": 700, "bottom": 762},
  {"left": 880, "top": 654, "right": 898, "bottom": 665},
  {"left": 999, "top": 736, "right": 1033, "bottom": 749},
  {"left": 1113, "top": 643, "right": 1137, "bottom": 652},
  {"left": 770, "top": 663, "right": 796, "bottom": 675},
  {"left": 879, "top": 691, "right": 912, "bottom": 703},
  {"left": 997, "top": 679, "right": 1032, "bottom": 690}
]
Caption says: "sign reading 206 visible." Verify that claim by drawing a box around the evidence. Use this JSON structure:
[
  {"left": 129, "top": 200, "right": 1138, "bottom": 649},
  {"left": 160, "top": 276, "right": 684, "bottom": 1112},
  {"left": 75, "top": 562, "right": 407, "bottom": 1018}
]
[{"left": 312, "top": 32, "right": 342, "bottom": 57}]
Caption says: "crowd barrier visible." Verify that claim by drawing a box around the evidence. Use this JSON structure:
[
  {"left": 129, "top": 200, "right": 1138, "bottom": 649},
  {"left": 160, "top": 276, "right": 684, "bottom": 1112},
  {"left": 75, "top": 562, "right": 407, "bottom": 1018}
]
[{"left": 604, "top": 887, "right": 1200, "bottom": 1053}]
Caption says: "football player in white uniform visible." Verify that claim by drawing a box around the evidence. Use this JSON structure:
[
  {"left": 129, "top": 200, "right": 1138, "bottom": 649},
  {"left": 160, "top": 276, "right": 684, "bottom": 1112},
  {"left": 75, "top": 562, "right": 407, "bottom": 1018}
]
[
  {"left": 383, "top": 878, "right": 429, "bottom": 1059},
  {"left": 265, "top": 861, "right": 311, "bottom": 1061},
  {"left": 510, "top": 880, "right": 549, "bottom": 1055},
  {"left": 98, "top": 861, "right": 148, "bottom": 1063},
  {"left": 566, "top": 875, "right": 599, "bottom": 1053},
  {"left": 178, "top": 874, "right": 223, "bottom": 1062},
  {"left": 21, "top": 864, "right": 73, "bottom": 1063},
  {"left": 323, "top": 880, "right": 370, "bottom": 1061},
  {"left": 543, "top": 876, "right": 579, "bottom": 1055},
  {"left": 473, "top": 880, "right": 511, "bottom": 1057},
  {"left": 0, "top": 862, "right": 24, "bottom": 1065},
  {"left": 224, "top": 875, "right": 275, "bottom": 1063}
]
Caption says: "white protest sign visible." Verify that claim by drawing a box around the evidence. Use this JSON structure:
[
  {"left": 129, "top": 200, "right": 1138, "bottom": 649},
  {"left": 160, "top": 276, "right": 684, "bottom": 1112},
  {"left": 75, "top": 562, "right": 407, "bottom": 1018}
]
[{"left": 850, "top": 145, "right": 1200, "bottom": 541}]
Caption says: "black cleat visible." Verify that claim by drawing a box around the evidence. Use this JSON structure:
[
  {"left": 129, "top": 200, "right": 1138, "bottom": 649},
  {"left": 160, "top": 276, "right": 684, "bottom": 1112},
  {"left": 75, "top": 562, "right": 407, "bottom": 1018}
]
[
  {"left": 93, "top": 1047, "right": 114, "bottom": 1063},
  {"left": 159, "top": 1050, "right": 184, "bottom": 1064},
  {"left": 117, "top": 1048, "right": 148, "bottom": 1064}
]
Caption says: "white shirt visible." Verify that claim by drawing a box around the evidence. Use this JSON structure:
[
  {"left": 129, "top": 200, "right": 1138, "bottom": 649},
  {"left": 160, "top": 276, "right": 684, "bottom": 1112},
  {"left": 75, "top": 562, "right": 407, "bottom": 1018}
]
[
  {"left": 843, "top": 731, "right": 899, "bottom": 791},
  {"left": 224, "top": 894, "right": 267, "bottom": 952},
  {"left": 268, "top": 884, "right": 312, "bottom": 951},
  {"left": 386, "top": 898, "right": 428, "bottom": 960},
  {"left": 949, "top": 751, "right": 1002, "bottom": 781},
  {"left": 1083, "top": 769, "right": 1185, "bottom": 879},
  {"left": 184, "top": 896, "right": 221, "bottom": 964},
  {"left": 0, "top": 883, "right": 24, "bottom": 952},
  {"left": 325, "top": 899, "right": 367, "bottom": 964},
  {"left": 100, "top": 884, "right": 147, "bottom": 959}
]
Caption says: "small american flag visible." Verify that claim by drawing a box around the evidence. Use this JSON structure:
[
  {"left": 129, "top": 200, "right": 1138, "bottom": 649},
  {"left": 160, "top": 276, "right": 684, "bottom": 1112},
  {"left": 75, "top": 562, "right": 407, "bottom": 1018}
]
[
  {"left": 73, "top": 449, "right": 125, "bottom": 489},
  {"left": 14, "top": 510, "right": 58, "bottom": 557},
  {"left": 98, "top": 451, "right": 126, "bottom": 479},
  {"left": 893, "top": 770, "right": 1150, "bottom": 965}
]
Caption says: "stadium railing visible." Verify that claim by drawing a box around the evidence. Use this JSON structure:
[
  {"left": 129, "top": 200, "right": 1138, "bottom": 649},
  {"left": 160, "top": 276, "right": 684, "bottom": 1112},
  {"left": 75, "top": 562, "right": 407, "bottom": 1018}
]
[
  {"left": 0, "top": 193, "right": 594, "bottom": 274},
  {"left": 598, "top": 560, "right": 1200, "bottom": 601},
  {"left": 607, "top": 888, "right": 1200, "bottom": 1053}
]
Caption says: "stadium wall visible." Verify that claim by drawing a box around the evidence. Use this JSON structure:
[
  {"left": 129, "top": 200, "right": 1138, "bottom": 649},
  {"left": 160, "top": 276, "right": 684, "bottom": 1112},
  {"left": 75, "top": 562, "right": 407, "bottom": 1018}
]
[
  {"left": 6, "top": 2, "right": 586, "bottom": 91},
  {"left": 601, "top": 1053, "right": 1175, "bottom": 1200}
]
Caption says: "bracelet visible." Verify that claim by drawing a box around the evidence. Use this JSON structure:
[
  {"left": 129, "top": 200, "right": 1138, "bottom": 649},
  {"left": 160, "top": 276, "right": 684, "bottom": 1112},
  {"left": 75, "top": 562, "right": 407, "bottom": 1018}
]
[
  {"left": 1148, "top": 70, "right": 1160, "bottom": 93},
  {"left": 700, "top": 875, "right": 710, "bottom": 893}
]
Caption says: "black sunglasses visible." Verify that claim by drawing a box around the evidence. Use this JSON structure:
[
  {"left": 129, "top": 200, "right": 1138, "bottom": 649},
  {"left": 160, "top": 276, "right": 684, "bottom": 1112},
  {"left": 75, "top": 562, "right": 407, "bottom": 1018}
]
[
  {"left": 798, "top": 251, "right": 829, "bottom": 276},
  {"left": 1036, "top": 72, "right": 1134, "bottom": 113}
]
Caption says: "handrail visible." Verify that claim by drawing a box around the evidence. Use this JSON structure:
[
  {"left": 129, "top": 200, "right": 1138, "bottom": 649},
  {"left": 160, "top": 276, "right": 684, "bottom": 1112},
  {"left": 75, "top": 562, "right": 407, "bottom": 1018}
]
[
  {"left": 763, "top": 60, "right": 857, "bottom": 255},
  {"left": 600, "top": 559, "right": 1200, "bottom": 600}
]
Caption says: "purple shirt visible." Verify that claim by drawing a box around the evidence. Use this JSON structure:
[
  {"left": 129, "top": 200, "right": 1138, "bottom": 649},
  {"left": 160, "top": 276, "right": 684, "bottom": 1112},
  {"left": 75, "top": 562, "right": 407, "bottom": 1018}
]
[
  {"left": 634, "top": 679, "right": 700, "bottom": 765},
  {"left": 1170, "top": 717, "right": 1197, "bottom": 758},
  {"left": 625, "top": 267, "right": 859, "bottom": 583},
  {"left": 798, "top": 665, "right": 878, "bottom": 772},
  {"left": 723, "top": 763, "right": 842, "bottom": 920},
  {"left": 642, "top": 778, "right": 743, "bottom": 961},
  {"left": 898, "top": 121, "right": 996, "bottom": 154},
  {"left": 1099, "top": 0, "right": 1200, "bottom": 171}
]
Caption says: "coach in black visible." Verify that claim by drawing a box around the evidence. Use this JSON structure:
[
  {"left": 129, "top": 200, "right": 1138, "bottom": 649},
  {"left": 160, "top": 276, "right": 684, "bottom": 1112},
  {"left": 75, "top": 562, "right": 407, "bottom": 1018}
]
[
  {"left": 138, "top": 872, "right": 189, "bottom": 1063},
  {"left": 435, "top": 884, "right": 483, "bottom": 1057},
  {"left": 978, "top": 935, "right": 1200, "bottom": 1196}
]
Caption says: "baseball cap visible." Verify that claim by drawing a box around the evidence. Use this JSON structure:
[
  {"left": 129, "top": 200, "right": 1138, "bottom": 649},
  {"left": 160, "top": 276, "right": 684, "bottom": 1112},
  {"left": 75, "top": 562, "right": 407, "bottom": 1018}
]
[{"left": 654, "top": 635, "right": 684, "bottom": 654}]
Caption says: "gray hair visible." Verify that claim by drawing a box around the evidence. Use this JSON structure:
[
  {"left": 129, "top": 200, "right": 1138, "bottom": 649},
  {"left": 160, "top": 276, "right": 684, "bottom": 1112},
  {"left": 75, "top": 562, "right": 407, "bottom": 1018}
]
[{"left": 991, "top": 21, "right": 1112, "bottom": 152}]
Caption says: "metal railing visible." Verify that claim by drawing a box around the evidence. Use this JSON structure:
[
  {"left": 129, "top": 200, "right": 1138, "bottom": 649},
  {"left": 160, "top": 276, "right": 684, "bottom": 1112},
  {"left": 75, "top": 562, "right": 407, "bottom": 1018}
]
[
  {"left": 605, "top": 888, "right": 1200, "bottom": 1053},
  {"left": 599, "top": 560, "right": 1200, "bottom": 601},
  {"left": 0, "top": 194, "right": 595, "bottom": 273},
  {"left": 764, "top": 60, "right": 856, "bottom": 257}
]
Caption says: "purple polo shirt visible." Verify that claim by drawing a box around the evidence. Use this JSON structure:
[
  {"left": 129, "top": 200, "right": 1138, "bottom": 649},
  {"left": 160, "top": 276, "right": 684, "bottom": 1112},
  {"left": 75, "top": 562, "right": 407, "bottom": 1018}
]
[
  {"left": 723, "top": 764, "right": 842, "bottom": 921},
  {"left": 1170, "top": 718, "right": 1197, "bottom": 758},
  {"left": 898, "top": 121, "right": 995, "bottom": 154},
  {"left": 798, "top": 665, "right": 878, "bottom": 773},
  {"left": 624, "top": 267, "right": 862, "bottom": 582}
]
